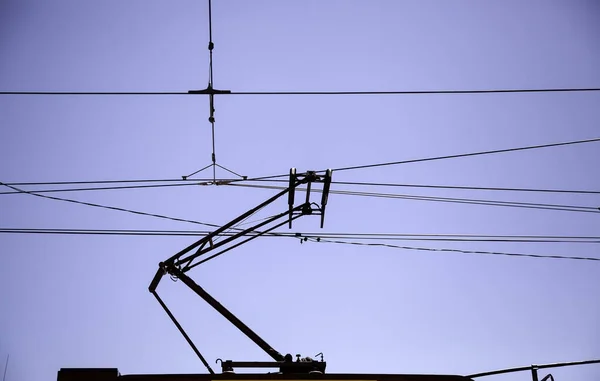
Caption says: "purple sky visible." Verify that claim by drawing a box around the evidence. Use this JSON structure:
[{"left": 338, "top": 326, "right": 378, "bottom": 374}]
[{"left": 1, "top": 1, "right": 599, "bottom": 380}]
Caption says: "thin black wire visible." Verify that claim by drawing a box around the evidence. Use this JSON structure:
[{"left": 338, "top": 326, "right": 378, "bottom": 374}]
[
  {"left": 468, "top": 359, "right": 600, "bottom": 379},
  {"left": 330, "top": 137, "right": 600, "bottom": 172},
  {"left": 222, "top": 172, "right": 289, "bottom": 181},
  {"left": 0, "top": 178, "right": 281, "bottom": 194},
  {"left": 228, "top": 183, "right": 600, "bottom": 214},
  {"left": 0, "top": 182, "right": 199, "bottom": 195},
  {"left": 207, "top": 0, "right": 214, "bottom": 85},
  {"left": 1, "top": 177, "right": 598, "bottom": 196},
  {"left": 2, "top": 228, "right": 600, "bottom": 243},
  {"left": 206, "top": 0, "right": 218, "bottom": 182},
  {"left": 209, "top": 197, "right": 274, "bottom": 246},
  {"left": 0, "top": 173, "right": 289, "bottom": 187},
  {"left": 295, "top": 232, "right": 600, "bottom": 242},
  {"left": 308, "top": 238, "right": 600, "bottom": 262},
  {"left": 3, "top": 87, "right": 600, "bottom": 96},
  {"left": 0, "top": 92, "right": 189, "bottom": 95},
  {"left": 332, "top": 189, "right": 600, "bottom": 214},
  {"left": 332, "top": 181, "right": 600, "bottom": 195},
  {"left": 14, "top": 177, "right": 592, "bottom": 217},
  {"left": 0, "top": 182, "right": 220, "bottom": 228},
  {"left": 209, "top": 118, "right": 218, "bottom": 182},
  {"left": 0, "top": 228, "right": 218, "bottom": 236},
  {"left": 1, "top": 178, "right": 200, "bottom": 186},
  {"left": 229, "top": 88, "right": 600, "bottom": 95}
]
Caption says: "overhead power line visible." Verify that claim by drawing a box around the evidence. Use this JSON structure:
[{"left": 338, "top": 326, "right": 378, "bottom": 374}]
[
  {"left": 6, "top": 138, "right": 600, "bottom": 193},
  {"left": 1, "top": 177, "right": 597, "bottom": 196},
  {"left": 0, "top": 173, "right": 290, "bottom": 194},
  {"left": 0, "top": 182, "right": 198, "bottom": 195},
  {"left": 228, "top": 183, "right": 600, "bottom": 214},
  {"left": 295, "top": 232, "right": 600, "bottom": 243},
  {"left": 0, "top": 178, "right": 215, "bottom": 186},
  {"left": 333, "top": 181, "right": 600, "bottom": 195},
  {"left": 330, "top": 137, "right": 600, "bottom": 172},
  {"left": 0, "top": 173, "right": 287, "bottom": 187},
  {"left": 0, "top": 91, "right": 189, "bottom": 95},
  {"left": 0, "top": 182, "right": 220, "bottom": 228},
  {"left": 230, "top": 88, "right": 600, "bottom": 95},
  {"left": 331, "top": 189, "right": 600, "bottom": 214},
  {"left": 308, "top": 237, "right": 600, "bottom": 262},
  {"left": 2, "top": 228, "right": 599, "bottom": 243},
  {"left": 2, "top": 87, "right": 600, "bottom": 96},
  {"left": 0, "top": 228, "right": 218, "bottom": 236}
]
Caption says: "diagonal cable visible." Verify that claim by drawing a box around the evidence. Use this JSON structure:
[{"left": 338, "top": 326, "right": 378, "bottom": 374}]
[
  {"left": 227, "top": 183, "right": 600, "bottom": 214},
  {"left": 330, "top": 137, "right": 600, "bottom": 172},
  {"left": 307, "top": 237, "right": 600, "bottom": 262},
  {"left": 0, "top": 181, "right": 219, "bottom": 228}
]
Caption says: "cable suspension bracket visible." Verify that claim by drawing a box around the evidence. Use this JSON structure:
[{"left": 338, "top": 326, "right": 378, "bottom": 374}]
[{"left": 183, "top": 0, "right": 244, "bottom": 183}]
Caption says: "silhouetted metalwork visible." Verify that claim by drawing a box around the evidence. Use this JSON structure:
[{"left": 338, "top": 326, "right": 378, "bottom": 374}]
[
  {"left": 468, "top": 358, "right": 600, "bottom": 380},
  {"left": 149, "top": 169, "right": 332, "bottom": 374},
  {"left": 56, "top": 369, "right": 476, "bottom": 381},
  {"left": 56, "top": 359, "right": 600, "bottom": 381},
  {"left": 182, "top": 0, "right": 242, "bottom": 182}
]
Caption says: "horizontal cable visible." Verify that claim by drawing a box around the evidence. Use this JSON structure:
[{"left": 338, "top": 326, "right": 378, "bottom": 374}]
[
  {"left": 308, "top": 238, "right": 600, "bottom": 262},
  {"left": 2, "top": 228, "right": 599, "bottom": 243},
  {"left": 0, "top": 182, "right": 220, "bottom": 228},
  {"left": 0, "top": 182, "right": 198, "bottom": 195},
  {"left": 11, "top": 178, "right": 582, "bottom": 217},
  {"left": 1, "top": 177, "right": 597, "bottom": 197},
  {"left": 0, "top": 174, "right": 290, "bottom": 195},
  {"left": 295, "top": 233, "right": 600, "bottom": 244},
  {"left": 332, "top": 189, "right": 600, "bottom": 213},
  {"left": 0, "top": 228, "right": 218, "bottom": 236},
  {"left": 0, "top": 172, "right": 288, "bottom": 187},
  {"left": 1, "top": 178, "right": 216, "bottom": 186},
  {"left": 330, "top": 137, "right": 600, "bottom": 172},
  {"left": 2, "top": 87, "right": 600, "bottom": 96},
  {"left": 228, "top": 183, "right": 600, "bottom": 214},
  {"left": 229, "top": 88, "right": 600, "bottom": 95},
  {"left": 0, "top": 91, "right": 189, "bottom": 95},
  {"left": 333, "top": 181, "right": 600, "bottom": 195}
]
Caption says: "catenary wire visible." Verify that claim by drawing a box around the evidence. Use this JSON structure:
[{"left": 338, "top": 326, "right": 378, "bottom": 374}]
[
  {"left": 0, "top": 173, "right": 289, "bottom": 187},
  {"left": 6, "top": 176, "right": 595, "bottom": 215},
  {"left": 229, "top": 88, "right": 600, "bottom": 95},
  {"left": 2, "top": 228, "right": 600, "bottom": 243},
  {"left": 332, "top": 189, "right": 600, "bottom": 213},
  {"left": 0, "top": 182, "right": 199, "bottom": 195},
  {"left": 0, "top": 180, "right": 294, "bottom": 241},
  {"left": 332, "top": 181, "right": 600, "bottom": 195},
  {"left": 0, "top": 92, "right": 189, "bottom": 95},
  {"left": 308, "top": 238, "right": 600, "bottom": 262},
  {"left": 1, "top": 178, "right": 598, "bottom": 196},
  {"left": 329, "top": 137, "right": 600, "bottom": 172},
  {"left": 292, "top": 232, "right": 600, "bottom": 243},
  {"left": 1, "top": 178, "right": 205, "bottom": 186},
  {"left": 227, "top": 183, "right": 600, "bottom": 214},
  {"left": 3, "top": 87, "right": 600, "bottom": 96},
  {"left": 0, "top": 182, "right": 220, "bottom": 228}
]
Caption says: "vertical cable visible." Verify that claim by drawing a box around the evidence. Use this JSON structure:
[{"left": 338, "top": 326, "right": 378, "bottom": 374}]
[
  {"left": 208, "top": 0, "right": 214, "bottom": 85},
  {"left": 207, "top": 0, "right": 216, "bottom": 181},
  {"left": 184, "top": 0, "right": 240, "bottom": 180}
]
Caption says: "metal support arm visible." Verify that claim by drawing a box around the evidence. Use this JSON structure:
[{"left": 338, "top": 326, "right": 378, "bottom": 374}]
[
  {"left": 149, "top": 168, "right": 332, "bottom": 372},
  {"left": 164, "top": 264, "right": 285, "bottom": 362}
]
